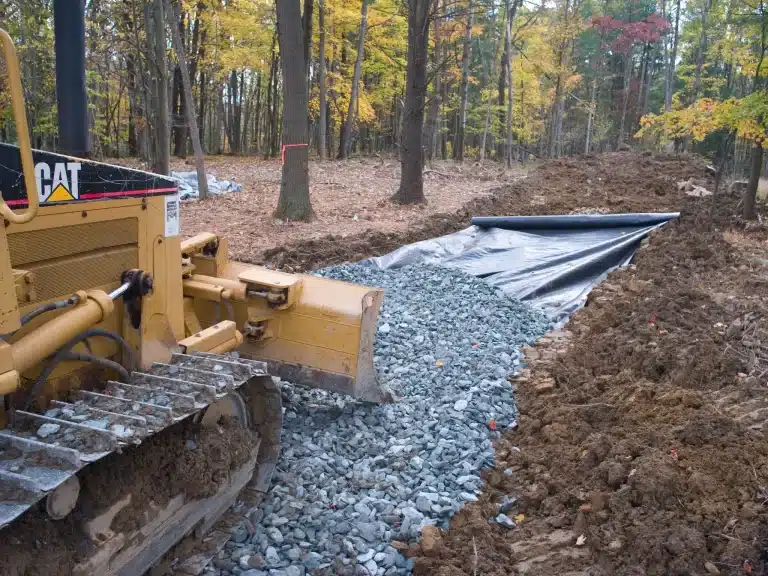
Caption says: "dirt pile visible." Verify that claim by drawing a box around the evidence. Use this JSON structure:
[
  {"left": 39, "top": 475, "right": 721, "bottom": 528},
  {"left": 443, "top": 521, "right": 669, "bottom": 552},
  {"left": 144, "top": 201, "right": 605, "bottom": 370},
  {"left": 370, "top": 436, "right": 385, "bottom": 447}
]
[
  {"left": 262, "top": 152, "right": 710, "bottom": 271},
  {"left": 406, "top": 158, "right": 768, "bottom": 575}
]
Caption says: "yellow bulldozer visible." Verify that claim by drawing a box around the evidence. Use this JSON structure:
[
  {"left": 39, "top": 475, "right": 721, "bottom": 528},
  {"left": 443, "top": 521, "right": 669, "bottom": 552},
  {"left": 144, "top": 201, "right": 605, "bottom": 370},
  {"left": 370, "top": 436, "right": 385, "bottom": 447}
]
[{"left": 0, "top": 28, "right": 388, "bottom": 575}]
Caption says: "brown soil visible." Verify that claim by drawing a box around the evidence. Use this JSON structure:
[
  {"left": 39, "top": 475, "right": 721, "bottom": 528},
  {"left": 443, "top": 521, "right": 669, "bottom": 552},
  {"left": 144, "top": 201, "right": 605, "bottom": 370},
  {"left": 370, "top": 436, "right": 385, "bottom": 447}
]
[
  {"left": 261, "top": 152, "right": 709, "bottom": 271},
  {"left": 401, "top": 156, "right": 768, "bottom": 575},
  {"left": 0, "top": 416, "right": 255, "bottom": 576},
  {"left": 113, "top": 155, "right": 522, "bottom": 262}
]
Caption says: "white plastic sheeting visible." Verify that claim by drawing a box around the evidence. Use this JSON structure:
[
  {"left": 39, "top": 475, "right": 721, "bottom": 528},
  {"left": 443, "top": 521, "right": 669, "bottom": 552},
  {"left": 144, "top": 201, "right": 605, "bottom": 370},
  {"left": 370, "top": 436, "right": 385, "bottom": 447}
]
[{"left": 171, "top": 171, "right": 243, "bottom": 200}]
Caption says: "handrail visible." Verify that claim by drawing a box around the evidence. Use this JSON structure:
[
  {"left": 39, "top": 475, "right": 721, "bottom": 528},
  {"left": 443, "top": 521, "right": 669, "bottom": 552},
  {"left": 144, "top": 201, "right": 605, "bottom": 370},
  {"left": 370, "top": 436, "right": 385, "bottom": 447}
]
[{"left": 0, "top": 28, "right": 38, "bottom": 224}]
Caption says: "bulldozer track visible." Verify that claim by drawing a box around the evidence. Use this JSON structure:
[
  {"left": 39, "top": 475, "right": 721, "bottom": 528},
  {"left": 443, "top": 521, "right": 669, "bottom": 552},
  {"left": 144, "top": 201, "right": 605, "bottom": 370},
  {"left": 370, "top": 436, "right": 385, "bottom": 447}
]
[{"left": 0, "top": 352, "right": 270, "bottom": 529}]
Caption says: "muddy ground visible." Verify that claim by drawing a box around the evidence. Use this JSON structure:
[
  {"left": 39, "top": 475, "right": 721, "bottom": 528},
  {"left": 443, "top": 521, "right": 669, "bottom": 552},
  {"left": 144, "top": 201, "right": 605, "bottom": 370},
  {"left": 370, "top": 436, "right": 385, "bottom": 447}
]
[{"left": 264, "top": 152, "right": 768, "bottom": 575}]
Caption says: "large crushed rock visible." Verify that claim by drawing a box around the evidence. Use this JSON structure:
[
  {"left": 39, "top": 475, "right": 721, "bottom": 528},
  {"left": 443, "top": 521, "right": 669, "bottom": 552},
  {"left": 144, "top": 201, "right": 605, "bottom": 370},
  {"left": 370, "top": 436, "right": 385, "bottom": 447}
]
[{"left": 218, "top": 264, "right": 549, "bottom": 575}]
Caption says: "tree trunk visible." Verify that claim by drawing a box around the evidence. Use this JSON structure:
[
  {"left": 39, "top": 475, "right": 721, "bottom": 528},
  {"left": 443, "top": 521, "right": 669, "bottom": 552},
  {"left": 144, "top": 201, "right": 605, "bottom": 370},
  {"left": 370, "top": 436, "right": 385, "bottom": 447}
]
[
  {"left": 270, "top": 52, "right": 280, "bottom": 157},
  {"left": 393, "top": 0, "right": 430, "bottom": 204},
  {"left": 455, "top": 0, "right": 474, "bottom": 162},
  {"left": 152, "top": 0, "right": 170, "bottom": 175},
  {"left": 318, "top": 0, "right": 327, "bottom": 159},
  {"left": 172, "top": 65, "right": 184, "bottom": 156},
  {"left": 179, "top": 1, "right": 203, "bottom": 155},
  {"left": 424, "top": 93, "right": 440, "bottom": 166},
  {"left": 275, "top": 0, "right": 312, "bottom": 221},
  {"left": 428, "top": 0, "right": 443, "bottom": 161},
  {"left": 303, "top": 0, "right": 314, "bottom": 106},
  {"left": 438, "top": 0, "right": 447, "bottom": 159},
  {"left": 711, "top": 131, "right": 733, "bottom": 224},
  {"left": 744, "top": 144, "right": 762, "bottom": 220},
  {"left": 198, "top": 71, "right": 207, "bottom": 149},
  {"left": 195, "top": 4, "right": 208, "bottom": 150},
  {"left": 480, "top": 6, "right": 501, "bottom": 161},
  {"left": 504, "top": 0, "right": 516, "bottom": 166},
  {"left": 126, "top": 52, "right": 138, "bottom": 156},
  {"left": 167, "top": 0, "right": 208, "bottom": 199},
  {"left": 642, "top": 44, "right": 652, "bottom": 116},
  {"left": 692, "top": 0, "right": 711, "bottom": 100},
  {"left": 585, "top": 72, "right": 597, "bottom": 153},
  {"left": 498, "top": 20, "right": 509, "bottom": 160},
  {"left": 242, "top": 72, "right": 257, "bottom": 154},
  {"left": 665, "top": 0, "right": 681, "bottom": 111},
  {"left": 548, "top": 77, "right": 564, "bottom": 158},
  {"left": 236, "top": 71, "right": 244, "bottom": 149},
  {"left": 264, "top": 32, "right": 278, "bottom": 159},
  {"left": 144, "top": 1, "right": 157, "bottom": 163},
  {"left": 339, "top": 0, "right": 369, "bottom": 159},
  {"left": 617, "top": 47, "right": 632, "bottom": 145},
  {"left": 253, "top": 73, "right": 262, "bottom": 152}
]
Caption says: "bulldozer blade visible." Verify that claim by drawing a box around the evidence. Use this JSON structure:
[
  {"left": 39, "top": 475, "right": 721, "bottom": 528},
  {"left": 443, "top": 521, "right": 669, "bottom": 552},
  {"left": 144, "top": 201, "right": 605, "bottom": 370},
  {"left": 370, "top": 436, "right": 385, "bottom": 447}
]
[{"left": 225, "top": 269, "right": 393, "bottom": 403}]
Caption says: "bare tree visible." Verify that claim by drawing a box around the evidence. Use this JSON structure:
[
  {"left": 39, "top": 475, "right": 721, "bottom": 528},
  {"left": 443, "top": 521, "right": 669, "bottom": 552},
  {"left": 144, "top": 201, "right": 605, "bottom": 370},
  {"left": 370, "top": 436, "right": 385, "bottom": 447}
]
[
  {"left": 665, "top": 0, "right": 681, "bottom": 111},
  {"left": 455, "top": 0, "right": 474, "bottom": 162},
  {"left": 424, "top": 0, "right": 441, "bottom": 164},
  {"left": 504, "top": 0, "right": 518, "bottom": 165},
  {"left": 274, "top": 0, "right": 313, "bottom": 221},
  {"left": 167, "top": 0, "right": 208, "bottom": 199},
  {"left": 151, "top": 0, "right": 170, "bottom": 174},
  {"left": 392, "top": 0, "right": 431, "bottom": 204},
  {"left": 318, "top": 0, "right": 327, "bottom": 159},
  {"left": 480, "top": 6, "right": 501, "bottom": 161},
  {"left": 339, "top": 0, "right": 369, "bottom": 159}
]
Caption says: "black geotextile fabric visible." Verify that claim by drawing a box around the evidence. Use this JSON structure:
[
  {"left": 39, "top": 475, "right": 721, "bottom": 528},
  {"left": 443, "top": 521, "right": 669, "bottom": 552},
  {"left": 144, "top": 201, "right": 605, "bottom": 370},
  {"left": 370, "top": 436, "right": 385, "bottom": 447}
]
[{"left": 362, "top": 213, "right": 680, "bottom": 324}]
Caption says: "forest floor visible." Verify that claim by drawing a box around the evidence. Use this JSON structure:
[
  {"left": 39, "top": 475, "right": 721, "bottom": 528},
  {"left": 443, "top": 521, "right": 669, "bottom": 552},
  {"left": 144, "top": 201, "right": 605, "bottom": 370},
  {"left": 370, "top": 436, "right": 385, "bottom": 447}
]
[
  {"left": 255, "top": 152, "right": 768, "bottom": 575},
  {"left": 114, "top": 155, "right": 524, "bottom": 263}
]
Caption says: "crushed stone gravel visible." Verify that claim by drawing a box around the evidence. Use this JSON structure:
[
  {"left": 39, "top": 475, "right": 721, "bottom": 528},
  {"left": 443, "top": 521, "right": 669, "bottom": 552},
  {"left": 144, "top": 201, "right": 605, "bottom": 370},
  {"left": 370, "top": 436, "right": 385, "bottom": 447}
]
[{"left": 214, "top": 264, "right": 550, "bottom": 576}]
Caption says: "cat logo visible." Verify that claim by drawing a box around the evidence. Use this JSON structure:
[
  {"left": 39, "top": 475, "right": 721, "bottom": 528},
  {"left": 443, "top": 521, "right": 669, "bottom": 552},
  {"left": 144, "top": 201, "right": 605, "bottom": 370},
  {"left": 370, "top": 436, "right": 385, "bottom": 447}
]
[{"left": 34, "top": 161, "right": 82, "bottom": 203}]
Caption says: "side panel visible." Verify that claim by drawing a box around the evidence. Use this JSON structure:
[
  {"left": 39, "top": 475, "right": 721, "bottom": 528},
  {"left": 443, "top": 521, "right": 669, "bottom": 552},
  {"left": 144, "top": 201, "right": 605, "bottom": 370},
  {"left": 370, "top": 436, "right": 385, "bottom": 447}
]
[{"left": 4, "top": 195, "right": 184, "bottom": 397}]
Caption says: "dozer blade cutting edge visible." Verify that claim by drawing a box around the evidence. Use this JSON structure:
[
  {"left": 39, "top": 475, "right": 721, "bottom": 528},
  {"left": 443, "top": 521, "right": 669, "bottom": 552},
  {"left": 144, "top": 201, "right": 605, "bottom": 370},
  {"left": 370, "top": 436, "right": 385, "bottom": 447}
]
[{"left": 192, "top": 261, "right": 392, "bottom": 404}]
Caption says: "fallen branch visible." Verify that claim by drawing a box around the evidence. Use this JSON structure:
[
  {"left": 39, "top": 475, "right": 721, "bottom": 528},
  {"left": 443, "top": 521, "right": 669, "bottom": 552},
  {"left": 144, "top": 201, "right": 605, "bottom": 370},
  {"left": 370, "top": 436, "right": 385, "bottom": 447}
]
[{"left": 424, "top": 169, "right": 453, "bottom": 178}]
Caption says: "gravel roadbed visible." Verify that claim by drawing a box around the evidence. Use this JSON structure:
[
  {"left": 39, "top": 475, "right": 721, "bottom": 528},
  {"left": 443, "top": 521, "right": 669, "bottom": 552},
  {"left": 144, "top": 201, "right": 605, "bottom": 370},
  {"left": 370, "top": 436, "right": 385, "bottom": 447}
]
[{"left": 216, "top": 264, "right": 550, "bottom": 576}]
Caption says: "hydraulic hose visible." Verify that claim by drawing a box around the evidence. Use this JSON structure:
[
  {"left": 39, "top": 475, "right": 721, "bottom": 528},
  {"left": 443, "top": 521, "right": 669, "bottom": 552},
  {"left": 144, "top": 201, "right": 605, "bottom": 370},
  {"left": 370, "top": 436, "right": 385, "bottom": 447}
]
[
  {"left": 59, "top": 351, "right": 130, "bottom": 382},
  {"left": 22, "top": 329, "right": 133, "bottom": 411},
  {"left": 19, "top": 295, "right": 80, "bottom": 327},
  {"left": 0, "top": 295, "right": 81, "bottom": 341}
]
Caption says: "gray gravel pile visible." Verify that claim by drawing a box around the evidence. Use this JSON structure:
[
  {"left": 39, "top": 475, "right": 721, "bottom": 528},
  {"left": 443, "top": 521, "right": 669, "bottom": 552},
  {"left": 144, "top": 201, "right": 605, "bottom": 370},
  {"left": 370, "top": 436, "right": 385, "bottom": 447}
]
[{"left": 215, "top": 264, "right": 550, "bottom": 576}]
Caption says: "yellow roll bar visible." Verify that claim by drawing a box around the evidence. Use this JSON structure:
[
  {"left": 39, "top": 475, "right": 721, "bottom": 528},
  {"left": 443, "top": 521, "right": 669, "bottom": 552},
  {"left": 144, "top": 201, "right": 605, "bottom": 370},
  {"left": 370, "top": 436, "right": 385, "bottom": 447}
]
[{"left": 0, "top": 28, "right": 38, "bottom": 224}]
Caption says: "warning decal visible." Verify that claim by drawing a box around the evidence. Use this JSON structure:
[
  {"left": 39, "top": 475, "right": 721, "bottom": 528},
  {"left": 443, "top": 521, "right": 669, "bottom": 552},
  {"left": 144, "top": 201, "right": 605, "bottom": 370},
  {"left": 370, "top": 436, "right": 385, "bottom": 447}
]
[{"left": 165, "top": 193, "right": 180, "bottom": 237}]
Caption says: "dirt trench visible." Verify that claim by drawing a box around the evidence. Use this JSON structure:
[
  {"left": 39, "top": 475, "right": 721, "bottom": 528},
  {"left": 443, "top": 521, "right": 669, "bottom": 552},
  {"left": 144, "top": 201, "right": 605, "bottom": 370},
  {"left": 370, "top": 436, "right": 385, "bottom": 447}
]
[
  {"left": 409, "top": 160, "right": 768, "bottom": 575},
  {"left": 265, "top": 152, "right": 768, "bottom": 575}
]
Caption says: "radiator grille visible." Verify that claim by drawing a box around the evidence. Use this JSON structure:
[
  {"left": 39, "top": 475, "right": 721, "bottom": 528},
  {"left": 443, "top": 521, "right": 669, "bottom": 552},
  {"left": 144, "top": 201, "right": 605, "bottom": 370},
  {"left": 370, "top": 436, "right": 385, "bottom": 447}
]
[
  {"left": 8, "top": 219, "right": 138, "bottom": 267},
  {"left": 8, "top": 220, "right": 139, "bottom": 304}
]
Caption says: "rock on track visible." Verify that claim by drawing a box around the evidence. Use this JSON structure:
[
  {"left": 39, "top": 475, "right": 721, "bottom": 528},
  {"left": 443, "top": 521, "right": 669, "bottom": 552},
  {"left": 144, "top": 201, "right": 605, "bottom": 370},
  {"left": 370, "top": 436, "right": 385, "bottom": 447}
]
[{"left": 215, "top": 264, "right": 550, "bottom": 576}]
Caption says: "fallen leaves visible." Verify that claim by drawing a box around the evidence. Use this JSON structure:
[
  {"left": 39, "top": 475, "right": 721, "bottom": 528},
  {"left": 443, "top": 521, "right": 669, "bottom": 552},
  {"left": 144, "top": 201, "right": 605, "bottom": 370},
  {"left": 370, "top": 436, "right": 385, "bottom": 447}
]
[{"left": 113, "top": 156, "right": 523, "bottom": 263}]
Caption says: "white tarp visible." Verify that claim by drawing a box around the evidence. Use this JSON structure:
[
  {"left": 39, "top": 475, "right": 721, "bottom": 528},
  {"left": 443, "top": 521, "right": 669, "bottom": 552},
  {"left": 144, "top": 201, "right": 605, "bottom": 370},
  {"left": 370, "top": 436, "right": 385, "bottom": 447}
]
[{"left": 171, "top": 171, "right": 243, "bottom": 200}]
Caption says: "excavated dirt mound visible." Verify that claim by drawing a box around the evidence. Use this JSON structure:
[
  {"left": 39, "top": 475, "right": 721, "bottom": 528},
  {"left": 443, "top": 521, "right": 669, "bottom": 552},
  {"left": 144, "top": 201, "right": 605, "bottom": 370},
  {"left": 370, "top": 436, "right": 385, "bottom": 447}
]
[
  {"left": 261, "top": 152, "right": 710, "bottom": 271},
  {"left": 0, "top": 416, "right": 254, "bottom": 576},
  {"left": 405, "top": 159, "right": 768, "bottom": 575}
]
